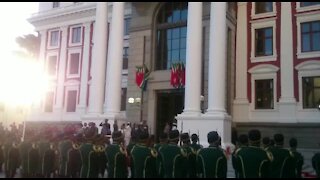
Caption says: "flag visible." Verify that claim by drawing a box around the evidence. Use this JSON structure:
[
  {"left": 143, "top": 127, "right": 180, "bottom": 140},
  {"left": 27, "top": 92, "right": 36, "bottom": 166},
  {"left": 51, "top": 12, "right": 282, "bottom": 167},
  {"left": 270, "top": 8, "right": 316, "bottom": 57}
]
[
  {"left": 170, "top": 62, "right": 185, "bottom": 88},
  {"left": 135, "top": 64, "right": 150, "bottom": 91}
]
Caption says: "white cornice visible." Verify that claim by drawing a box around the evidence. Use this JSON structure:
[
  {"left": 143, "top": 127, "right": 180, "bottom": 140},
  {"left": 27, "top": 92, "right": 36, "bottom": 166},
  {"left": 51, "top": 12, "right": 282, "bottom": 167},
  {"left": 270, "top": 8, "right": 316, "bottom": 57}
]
[
  {"left": 248, "top": 64, "right": 279, "bottom": 74},
  {"left": 295, "top": 60, "right": 320, "bottom": 71}
]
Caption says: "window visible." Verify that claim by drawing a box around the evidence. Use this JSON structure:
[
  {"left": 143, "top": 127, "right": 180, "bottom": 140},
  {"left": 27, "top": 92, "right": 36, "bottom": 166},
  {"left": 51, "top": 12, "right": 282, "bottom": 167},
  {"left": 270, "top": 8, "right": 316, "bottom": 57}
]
[
  {"left": 66, "top": 90, "right": 77, "bottom": 112},
  {"left": 302, "top": 76, "right": 320, "bottom": 109},
  {"left": 122, "top": 47, "right": 129, "bottom": 69},
  {"left": 53, "top": 2, "right": 60, "bottom": 8},
  {"left": 48, "top": 30, "right": 60, "bottom": 48},
  {"left": 255, "top": 27, "right": 273, "bottom": 57},
  {"left": 47, "top": 55, "right": 57, "bottom": 76},
  {"left": 124, "top": 18, "right": 131, "bottom": 36},
  {"left": 255, "top": 2, "right": 273, "bottom": 14},
  {"left": 44, "top": 91, "right": 54, "bottom": 112},
  {"left": 121, "top": 88, "right": 127, "bottom": 111},
  {"left": 67, "top": 52, "right": 80, "bottom": 77},
  {"left": 301, "top": 2, "right": 320, "bottom": 7},
  {"left": 255, "top": 79, "right": 274, "bottom": 109},
  {"left": 70, "top": 26, "right": 82, "bottom": 45},
  {"left": 156, "top": 2, "right": 188, "bottom": 70},
  {"left": 301, "top": 21, "right": 320, "bottom": 52}
]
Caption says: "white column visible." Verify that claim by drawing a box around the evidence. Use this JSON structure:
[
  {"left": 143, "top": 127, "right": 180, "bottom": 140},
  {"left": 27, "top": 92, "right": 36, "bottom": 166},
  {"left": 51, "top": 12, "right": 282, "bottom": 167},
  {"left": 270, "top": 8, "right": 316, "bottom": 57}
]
[
  {"left": 104, "top": 2, "right": 124, "bottom": 118},
  {"left": 202, "top": 2, "right": 232, "bottom": 147},
  {"left": 77, "top": 22, "right": 92, "bottom": 114},
  {"left": 54, "top": 26, "right": 68, "bottom": 116},
  {"left": 181, "top": 2, "right": 203, "bottom": 116},
  {"left": 233, "top": 2, "right": 249, "bottom": 122},
  {"left": 280, "top": 2, "right": 295, "bottom": 103},
  {"left": 279, "top": 2, "right": 296, "bottom": 122},
  {"left": 87, "top": 2, "right": 108, "bottom": 115}
]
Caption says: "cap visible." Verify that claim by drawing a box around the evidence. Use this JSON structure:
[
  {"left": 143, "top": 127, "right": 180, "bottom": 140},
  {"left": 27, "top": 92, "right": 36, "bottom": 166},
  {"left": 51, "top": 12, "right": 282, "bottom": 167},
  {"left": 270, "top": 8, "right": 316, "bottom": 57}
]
[
  {"left": 248, "top": 129, "right": 261, "bottom": 142},
  {"left": 169, "top": 130, "right": 180, "bottom": 141},
  {"left": 274, "top": 133, "right": 284, "bottom": 145},
  {"left": 180, "top": 133, "right": 190, "bottom": 142},
  {"left": 207, "top": 131, "right": 220, "bottom": 143}
]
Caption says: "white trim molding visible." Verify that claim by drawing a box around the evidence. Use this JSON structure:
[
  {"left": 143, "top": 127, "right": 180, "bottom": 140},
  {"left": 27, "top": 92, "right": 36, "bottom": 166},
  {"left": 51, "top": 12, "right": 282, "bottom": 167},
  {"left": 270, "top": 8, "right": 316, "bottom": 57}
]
[
  {"left": 296, "top": 13, "right": 320, "bottom": 59},
  {"left": 296, "top": 2, "right": 320, "bottom": 13},
  {"left": 66, "top": 48, "right": 82, "bottom": 78},
  {"left": 250, "top": 18, "right": 277, "bottom": 62},
  {"left": 68, "top": 24, "right": 83, "bottom": 46},
  {"left": 249, "top": 64, "right": 279, "bottom": 112},
  {"left": 295, "top": 60, "right": 320, "bottom": 111},
  {"left": 46, "top": 51, "right": 59, "bottom": 79},
  {"left": 43, "top": 90, "right": 55, "bottom": 113},
  {"left": 64, "top": 85, "right": 79, "bottom": 113},
  {"left": 47, "top": 29, "right": 60, "bottom": 49},
  {"left": 251, "top": 2, "right": 277, "bottom": 19}
]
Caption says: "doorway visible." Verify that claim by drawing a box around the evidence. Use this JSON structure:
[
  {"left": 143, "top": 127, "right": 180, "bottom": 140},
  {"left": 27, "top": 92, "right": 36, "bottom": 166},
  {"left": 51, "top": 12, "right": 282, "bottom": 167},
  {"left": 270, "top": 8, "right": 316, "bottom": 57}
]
[{"left": 155, "top": 89, "right": 184, "bottom": 141}]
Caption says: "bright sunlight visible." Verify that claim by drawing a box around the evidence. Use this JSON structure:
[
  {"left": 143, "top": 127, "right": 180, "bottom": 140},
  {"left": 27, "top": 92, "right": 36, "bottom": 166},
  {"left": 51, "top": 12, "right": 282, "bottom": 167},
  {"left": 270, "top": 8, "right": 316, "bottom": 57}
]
[{"left": 0, "top": 54, "right": 49, "bottom": 107}]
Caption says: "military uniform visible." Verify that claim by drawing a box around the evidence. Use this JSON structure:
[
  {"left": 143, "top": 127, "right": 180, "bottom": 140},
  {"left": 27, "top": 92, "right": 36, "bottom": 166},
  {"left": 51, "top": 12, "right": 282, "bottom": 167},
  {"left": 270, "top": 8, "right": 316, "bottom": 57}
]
[
  {"left": 289, "top": 138, "right": 304, "bottom": 178},
  {"left": 158, "top": 130, "right": 187, "bottom": 178},
  {"left": 67, "top": 140, "right": 82, "bottom": 178},
  {"left": 6, "top": 142, "right": 20, "bottom": 178},
  {"left": 180, "top": 133, "right": 197, "bottom": 178},
  {"left": 42, "top": 142, "right": 56, "bottom": 178},
  {"left": 79, "top": 141, "right": 93, "bottom": 178},
  {"left": 28, "top": 141, "right": 40, "bottom": 177},
  {"left": 19, "top": 139, "right": 32, "bottom": 177},
  {"left": 233, "top": 130, "right": 272, "bottom": 178},
  {"left": 196, "top": 131, "right": 227, "bottom": 178},
  {"left": 58, "top": 137, "right": 72, "bottom": 177},
  {"left": 105, "top": 131, "right": 128, "bottom": 178},
  {"left": 232, "top": 134, "right": 248, "bottom": 178},
  {"left": 38, "top": 139, "right": 50, "bottom": 177},
  {"left": 268, "top": 134, "right": 296, "bottom": 178},
  {"left": 312, "top": 152, "right": 320, "bottom": 178},
  {"left": 131, "top": 131, "right": 158, "bottom": 178}
]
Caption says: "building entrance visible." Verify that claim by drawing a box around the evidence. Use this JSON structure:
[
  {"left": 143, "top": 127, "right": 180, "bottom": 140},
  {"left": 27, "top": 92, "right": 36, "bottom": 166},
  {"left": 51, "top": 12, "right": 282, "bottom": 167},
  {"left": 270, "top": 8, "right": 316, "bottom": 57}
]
[{"left": 155, "top": 89, "right": 184, "bottom": 141}]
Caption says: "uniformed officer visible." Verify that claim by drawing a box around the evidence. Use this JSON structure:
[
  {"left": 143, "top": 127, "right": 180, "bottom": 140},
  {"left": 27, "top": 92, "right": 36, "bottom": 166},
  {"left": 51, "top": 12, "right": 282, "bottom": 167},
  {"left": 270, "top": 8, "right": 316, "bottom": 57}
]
[
  {"left": 312, "top": 146, "right": 320, "bottom": 178},
  {"left": 180, "top": 132, "right": 197, "bottom": 178},
  {"left": 233, "top": 129, "right": 272, "bottom": 178},
  {"left": 268, "top": 133, "right": 296, "bottom": 178},
  {"left": 105, "top": 131, "right": 128, "bottom": 178},
  {"left": 96, "top": 136, "right": 107, "bottom": 178},
  {"left": 289, "top": 138, "right": 304, "bottom": 178},
  {"left": 19, "top": 134, "right": 32, "bottom": 177},
  {"left": 190, "top": 133, "right": 203, "bottom": 151},
  {"left": 28, "top": 136, "right": 40, "bottom": 178},
  {"left": 262, "top": 137, "right": 271, "bottom": 151},
  {"left": 79, "top": 134, "right": 94, "bottom": 178},
  {"left": 196, "top": 131, "right": 227, "bottom": 178},
  {"left": 42, "top": 138, "right": 56, "bottom": 178},
  {"left": 158, "top": 130, "right": 187, "bottom": 178},
  {"left": 232, "top": 134, "right": 248, "bottom": 178},
  {"left": 87, "top": 135, "right": 103, "bottom": 178},
  {"left": 126, "top": 131, "right": 139, "bottom": 178},
  {"left": 131, "top": 130, "right": 158, "bottom": 178},
  {"left": 6, "top": 139, "right": 20, "bottom": 178},
  {"left": 154, "top": 132, "right": 168, "bottom": 178},
  {"left": 66, "top": 135, "right": 82, "bottom": 178},
  {"left": 58, "top": 133, "right": 72, "bottom": 177},
  {"left": 38, "top": 134, "right": 51, "bottom": 177}
]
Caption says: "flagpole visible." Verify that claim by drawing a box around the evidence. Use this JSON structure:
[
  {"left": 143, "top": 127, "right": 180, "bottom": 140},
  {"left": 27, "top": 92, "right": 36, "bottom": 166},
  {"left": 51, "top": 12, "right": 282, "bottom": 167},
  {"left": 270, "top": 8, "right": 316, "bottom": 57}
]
[{"left": 140, "top": 36, "right": 146, "bottom": 123}]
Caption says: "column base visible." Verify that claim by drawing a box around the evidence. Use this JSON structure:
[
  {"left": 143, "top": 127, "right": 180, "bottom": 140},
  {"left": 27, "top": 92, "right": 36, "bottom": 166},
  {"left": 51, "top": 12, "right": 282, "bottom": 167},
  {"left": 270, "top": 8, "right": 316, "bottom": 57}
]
[
  {"left": 278, "top": 98, "right": 297, "bottom": 123},
  {"left": 233, "top": 99, "right": 250, "bottom": 122}
]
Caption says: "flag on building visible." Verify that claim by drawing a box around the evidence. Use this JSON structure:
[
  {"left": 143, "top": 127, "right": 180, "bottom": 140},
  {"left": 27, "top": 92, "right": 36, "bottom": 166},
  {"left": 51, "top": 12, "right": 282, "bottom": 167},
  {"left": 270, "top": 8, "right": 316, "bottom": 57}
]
[
  {"left": 170, "top": 62, "right": 185, "bottom": 88},
  {"left": 135, "top": 64, "right": 150, "bottom": 91}
]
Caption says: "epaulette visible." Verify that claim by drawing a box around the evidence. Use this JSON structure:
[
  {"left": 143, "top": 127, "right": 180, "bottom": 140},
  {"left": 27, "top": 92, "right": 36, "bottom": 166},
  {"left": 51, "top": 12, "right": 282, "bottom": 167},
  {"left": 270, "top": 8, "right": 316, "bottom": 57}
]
[
  {"left": 180, "top": 148, "right": 187, "bottom": 157},
  {"left": 72, "top": 143, "right": 80, "bottom": 150},
  {"left": 289, "top": 150, "right": 294, "bottom": 157},
  {"left": 119, "top": 145, "right": 127, "bottom": 156},
  {"left": 99, "top": 145, "right": 105, "bottom": 152},
  {"left": 190, "top": 147, "right": 197, "bottom": 155},
  {"left": 93, "top": 145, "right": 99, "bottom": 152},
  {"left": 235, "top": 148, "right": 242, "bottom": 155},
  {"left": 266, "top": 151, "right": 273, "bottom": 162},
  {"left": 150, "top": 148, "right": 158, "bottom": 158},
  {"left": 196, "top": 148, "right": 202, "bottom": 155}
]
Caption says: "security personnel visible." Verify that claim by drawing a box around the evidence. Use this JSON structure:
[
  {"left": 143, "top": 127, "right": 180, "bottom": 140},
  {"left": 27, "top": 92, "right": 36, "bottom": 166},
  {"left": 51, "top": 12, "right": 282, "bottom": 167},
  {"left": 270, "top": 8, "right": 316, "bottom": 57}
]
[
  {"left": 97, "top": 136, "right": 107, "bottom": 178},
  {"left": 42, "top": 140, "right": 56, "bottom": 178},
  {"left": 79, "top": 135, "right": 94, "bottom": 178},
  {"left": 190, "top": 133, "right": 202, "bottom": 152},
  {"left": 88, "top": 135, "right": 102, "bottom": 178},
  {"left": 105, "top": 131, "right": 128, "bottom": 178},
  {"left": 131, "top": 130, "right": 158, "bottom": 178},
  {"left": 19, "top": 135, "right": 32, "bottom": 177},
  {"left": 268, "top": 133, "right": 295, "bottom": 178},
  {"left": 196, "top": 131, "right": 227, "bottom": 178},
  {"left": 312, "top": 149, "right": 320, "bottom": 178},
  {"left": 154, "top": 132, "right": 168, "bottom": 178},
  {"left": 262, "top": 137, "right": 272, "bottom": 151},
  {"left": 67, "top": 135, "right": 82, "bottom": 178},
  {"left": 180, "top": 133, "right": 197, "bottom": 178},
  {"left": 158, "top": 130, "right": 187, "bottom": 178},
  {"left": 38, "top": 135, "right": 50, "bottom": 177},
  {"left": 6, "top": 140, "right": 20, "bottom": 178},
  {"left": 289, "top": 138, "right": 304, "bottom": 178},
  {"left": 232, "top": 134, "right": 248, "bottom": 178},
  {"left": 233, "top": 129, "right": 273, "bottom": 178}
]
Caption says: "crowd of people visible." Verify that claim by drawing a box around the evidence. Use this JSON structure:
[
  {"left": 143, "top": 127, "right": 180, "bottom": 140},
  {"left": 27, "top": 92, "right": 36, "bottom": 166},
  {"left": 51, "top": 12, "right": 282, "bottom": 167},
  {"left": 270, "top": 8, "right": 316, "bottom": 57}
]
[{"left": 0, "top": 120, "right": 319, "bottom": 178}]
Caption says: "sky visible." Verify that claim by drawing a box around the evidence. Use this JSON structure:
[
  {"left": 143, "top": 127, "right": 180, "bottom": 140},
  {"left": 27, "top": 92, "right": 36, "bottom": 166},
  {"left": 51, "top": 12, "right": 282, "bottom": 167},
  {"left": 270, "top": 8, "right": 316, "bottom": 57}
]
[{"left": 0, "top": 2, "right": 39, "bottom": 57}]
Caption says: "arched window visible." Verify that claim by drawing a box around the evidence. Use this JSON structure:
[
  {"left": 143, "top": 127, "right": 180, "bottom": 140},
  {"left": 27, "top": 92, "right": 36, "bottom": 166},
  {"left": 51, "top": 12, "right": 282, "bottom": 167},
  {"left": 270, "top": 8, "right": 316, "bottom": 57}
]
[{"left": 155, "top": 2, "right": 188, "bottom": 70}]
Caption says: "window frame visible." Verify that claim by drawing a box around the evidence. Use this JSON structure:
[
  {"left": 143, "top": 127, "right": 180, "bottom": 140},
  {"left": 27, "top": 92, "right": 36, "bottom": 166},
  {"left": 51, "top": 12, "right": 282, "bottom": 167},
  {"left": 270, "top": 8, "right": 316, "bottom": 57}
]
[
  {"left": 251, "top": 2, "right": 276, "bottom": 19},
  {"left": 64, "top": 86, "right": 79, "bottom": 113},
  {"left": 254, "top": 79, "right": 274, "bottom": 109},
  {"left": 69, "top": 25, "right": 83, "bottom": 46},
  {"left": 250, "top": 18, "right": 277, "bottom": 62},
  {"left": 47, "top": 29, "right": 60, "bottom": 49},
  {"left": 296, "top": 13, "right": 320, "bottom": 59},
  {"left": 296, "top": 2, "right": 320, "bottom": 12},
  {"left": 124, "top": 17, "right": 131, "bottom": 39},
  {"left": 44, "top": 91, "right": 55, "bottom": 113},
  {"left": 66, "top": 49, "right": 82, "bottom": 78},
  {"left": 46, "top": 52, "right": 59, "bottom": 79}
]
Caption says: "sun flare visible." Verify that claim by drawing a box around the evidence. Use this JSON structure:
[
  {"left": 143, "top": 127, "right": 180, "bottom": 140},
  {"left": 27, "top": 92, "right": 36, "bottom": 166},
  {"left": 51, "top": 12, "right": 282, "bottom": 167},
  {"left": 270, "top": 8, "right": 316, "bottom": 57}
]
[{"left": 0, "top": 54, "right": 49, "bottom": 107}]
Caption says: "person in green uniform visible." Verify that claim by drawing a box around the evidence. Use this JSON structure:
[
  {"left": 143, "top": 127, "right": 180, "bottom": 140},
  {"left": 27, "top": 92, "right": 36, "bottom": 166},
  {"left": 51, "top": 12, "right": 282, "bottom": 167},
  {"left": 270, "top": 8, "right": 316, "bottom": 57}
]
[
  {"left": 127, "top": 131, "right": 138, "bottom": 178},
  {"left": 131, "top": 130, "right": 158, "bottom": 178},
  {"left": 97, "top": 136, "right": 107, "bottom": 178},
  {"left": 158, "top": 130, "right": 187, "bottom": 178},
  {"left": 79, "top": 135, "right": 94, "bottom": 178},
  {"left": 196, "top": 131, "right": 227, "bottom": 178},
  {"left": 232, "top": 134, "right": 248, "bottom": 178},
  {"left": 19, "top": 134, "right": 32, "bottom": 178},
  {"left": 262, "top": 137, "right": 272, "bottom": 151},
  {"left": 233, "top": 129, "right": 273, "bottom": 178},
  {"left": 7, "top": 140, "right": 20, "bottom": 178},
  {"left": 180, "top": 133, "right": 198, "bottom": 178},
  {"left": 105, "top": 131, "right": 128, "bottom": 178},
  {"left": 154, "top": 132, "right": 168, "bottom": 178},
  {"left": 28, "top": 136, "right": 40, "bottom": 178},
  {"left": 289, "top": 137, "right": 304, "bottom": 178},
  {"left": 38, "top": 134, "right": 50, "bottom": 177},
  {"left": 312, "top": 146, "right": 320, "bottom": 178},
  {"left": 190, "top": 133, "right": 203, "bottom": 152},
  {"left": 58, "top": 133, "right": 72, "bottom": 177},
  {"left": 67, "top": 135, "right": 82, "bottom": 178},
  {"left": 268, "top": 133, "right": 296, "bottom": 178},
  {"left": 42, "top": 140, "right": 56, "bottom": 178}
]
